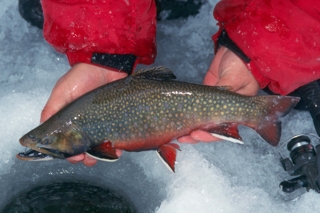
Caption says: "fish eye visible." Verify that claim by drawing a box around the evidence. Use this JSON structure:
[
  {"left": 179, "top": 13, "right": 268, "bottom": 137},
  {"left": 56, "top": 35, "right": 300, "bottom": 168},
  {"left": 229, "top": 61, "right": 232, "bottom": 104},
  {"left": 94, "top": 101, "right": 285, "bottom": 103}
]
[
  {"left": 41, "top": 138, "right": 50, "bottom": 145},
  {"left": 28, "top": 134, "right": 36, "bottom": 141}
]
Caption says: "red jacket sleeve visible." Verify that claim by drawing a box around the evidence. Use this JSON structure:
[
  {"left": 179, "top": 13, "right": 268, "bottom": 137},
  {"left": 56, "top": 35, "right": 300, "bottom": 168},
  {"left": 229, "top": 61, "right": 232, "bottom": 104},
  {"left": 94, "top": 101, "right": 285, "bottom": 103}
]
[
  {"left": 41, "top": 0, "right": 156, "bottom": 72},
  {"left": 213, "top": 0, "right": 320, "bottom": 95}
]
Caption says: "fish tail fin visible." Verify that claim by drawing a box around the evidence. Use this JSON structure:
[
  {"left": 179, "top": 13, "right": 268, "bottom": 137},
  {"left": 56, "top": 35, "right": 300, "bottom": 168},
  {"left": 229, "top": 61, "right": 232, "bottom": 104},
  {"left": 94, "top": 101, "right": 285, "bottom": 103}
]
[{"left": 253, "top": 96, "right": 300, "bottom": 146}]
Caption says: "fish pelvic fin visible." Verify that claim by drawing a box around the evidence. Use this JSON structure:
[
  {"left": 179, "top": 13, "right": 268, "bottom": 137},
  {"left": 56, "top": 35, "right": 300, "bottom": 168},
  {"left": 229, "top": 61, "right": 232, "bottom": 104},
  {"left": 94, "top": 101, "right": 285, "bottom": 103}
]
[
  {"left": 157, "top": 143, "right": 181, "bottom": 172},
  {"left": 133, "top": 66, "right": 176, "bottom": 81},
  {"left": 86, "top": 141, "right": 119, "bottom": 162},
  {"left": 254, "top": 96, "right": 300, "bottom": 146}
]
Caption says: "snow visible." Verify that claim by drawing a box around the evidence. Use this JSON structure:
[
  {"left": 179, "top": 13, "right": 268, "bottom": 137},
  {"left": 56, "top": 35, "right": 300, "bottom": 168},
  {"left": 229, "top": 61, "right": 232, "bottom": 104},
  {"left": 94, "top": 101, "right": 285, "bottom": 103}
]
[{"left": 0, "top": 0, "right": 319, "bottom": 212}]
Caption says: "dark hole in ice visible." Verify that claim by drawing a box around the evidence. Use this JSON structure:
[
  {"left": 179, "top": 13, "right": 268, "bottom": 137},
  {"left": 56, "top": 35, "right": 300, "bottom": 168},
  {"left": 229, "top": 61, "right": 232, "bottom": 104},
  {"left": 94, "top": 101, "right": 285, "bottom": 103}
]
[{"left": 2, "top": 182, "right": 137, "bottom": 213}]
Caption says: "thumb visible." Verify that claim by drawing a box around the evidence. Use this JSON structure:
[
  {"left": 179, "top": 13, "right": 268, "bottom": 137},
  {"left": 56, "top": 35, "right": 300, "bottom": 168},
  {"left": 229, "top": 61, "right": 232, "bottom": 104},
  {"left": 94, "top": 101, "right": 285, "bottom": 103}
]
[
  {"left": 206, "top": 47, "right": 259, "bottom": 96},
  {"left": 203, "top": 47, "right": 228, "bottom": 86}
]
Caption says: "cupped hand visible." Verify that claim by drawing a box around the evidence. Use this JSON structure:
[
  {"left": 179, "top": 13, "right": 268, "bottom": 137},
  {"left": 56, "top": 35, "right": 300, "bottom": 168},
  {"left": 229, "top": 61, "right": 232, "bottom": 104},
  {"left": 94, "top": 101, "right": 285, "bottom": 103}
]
[
  {"left": 178, "top": 46, "right": 260, "bottom": 144},
  {"left": 41, "top": 63, "right": 127, "bottom": 166}
]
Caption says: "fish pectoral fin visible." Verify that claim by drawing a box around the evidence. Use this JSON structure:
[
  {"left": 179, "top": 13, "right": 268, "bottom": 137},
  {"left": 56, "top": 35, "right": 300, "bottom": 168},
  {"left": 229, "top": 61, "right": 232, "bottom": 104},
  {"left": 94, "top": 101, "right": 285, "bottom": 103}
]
[
  {"left": 207, "top": 123, "right": 243, "bottom": 142},
  {"left": 157, "top": 143, "right": 181, "bottom": 173},
  {"left": 133, "top": 66, "right": 176, "bottom": 81},
  {"left": 86, "top": 141, "right": 119, "bottom": 162}
]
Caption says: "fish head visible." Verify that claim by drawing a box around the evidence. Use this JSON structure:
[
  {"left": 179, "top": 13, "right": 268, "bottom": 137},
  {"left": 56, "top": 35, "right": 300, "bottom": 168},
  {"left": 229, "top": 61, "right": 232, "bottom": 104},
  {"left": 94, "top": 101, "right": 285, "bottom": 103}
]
[{"left": 17, "top": 121, "right": 90, "bottom": 161}]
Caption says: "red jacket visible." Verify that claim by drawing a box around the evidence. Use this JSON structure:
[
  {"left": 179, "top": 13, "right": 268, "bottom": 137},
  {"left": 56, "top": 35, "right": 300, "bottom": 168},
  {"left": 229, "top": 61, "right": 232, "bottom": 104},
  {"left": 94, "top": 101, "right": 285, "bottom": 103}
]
[
  {"left": 42, "top": 0, "right": 320, "bottom": 95},
  {"left": 41, "top": 0, "right": 157, "bottom": 72},
  {"left": 214, "top": 0, "right": 320, "bottom": 95}
]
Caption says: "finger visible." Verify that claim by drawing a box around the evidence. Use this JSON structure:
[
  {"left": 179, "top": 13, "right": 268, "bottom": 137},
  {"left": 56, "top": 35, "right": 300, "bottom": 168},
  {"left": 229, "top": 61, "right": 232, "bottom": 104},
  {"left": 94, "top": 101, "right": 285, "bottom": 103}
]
[
  {"left": 234, "top": 80, "right": 260, "bottom": 96},
  {"left": 115, "top": 149, "right": 123, "bottom": 157},
  {"left": 177, "top": 136, "right": 200, "bottom": 144},
  {"left": 214, "top": 49, "right": 248, "bottom": 88},
  {"left": 67, "top": 154, "right": 85, "bottom": 164},
  {"left": 83, "top": 154, "right": 98, "bottom": 167},
  {"left": 189, "top": 130, "right": 222, "bottom": 142},
  {"left": 203, "top": 47, "right": 228, "bottom": 86}
]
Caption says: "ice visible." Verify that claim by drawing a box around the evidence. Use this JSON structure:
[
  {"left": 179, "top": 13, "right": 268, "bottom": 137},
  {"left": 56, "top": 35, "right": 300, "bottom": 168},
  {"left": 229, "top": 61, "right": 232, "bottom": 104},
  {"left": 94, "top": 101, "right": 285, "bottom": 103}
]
[{"left": 0, "top": 0, "right": 319, "bottom": 212}]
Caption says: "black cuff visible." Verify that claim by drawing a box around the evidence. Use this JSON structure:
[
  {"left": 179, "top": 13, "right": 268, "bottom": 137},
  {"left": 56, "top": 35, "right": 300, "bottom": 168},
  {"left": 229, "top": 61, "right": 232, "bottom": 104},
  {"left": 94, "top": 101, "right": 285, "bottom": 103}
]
[
  {"left": 91, "top": 53, "right": 136, "bottom": 74},
  {"left": 217, "top": 30, "right": 251, "bottom": 63}
]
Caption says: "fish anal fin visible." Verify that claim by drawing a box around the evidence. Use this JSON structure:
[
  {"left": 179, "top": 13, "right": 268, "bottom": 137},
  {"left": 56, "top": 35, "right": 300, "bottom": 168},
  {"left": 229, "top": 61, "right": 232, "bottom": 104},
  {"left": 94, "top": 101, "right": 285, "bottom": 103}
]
[
  {"left": 86, "top": 141, "right": 119, "bottom": 162},
  {"left": 157, "top": 143, "right": 180, "bottom": 172},
  {"left": 207, "top": 123, "right": 242, "bottom": 141},
  {"left": 134, "top": 66, "right": 176, "bottom": 81}
]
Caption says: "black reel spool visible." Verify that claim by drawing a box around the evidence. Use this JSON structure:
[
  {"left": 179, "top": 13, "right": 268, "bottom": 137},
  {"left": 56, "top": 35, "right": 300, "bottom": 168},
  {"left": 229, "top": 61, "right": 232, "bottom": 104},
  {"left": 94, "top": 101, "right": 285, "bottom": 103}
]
[{"left": 280, "top": 135, "right": 320, "bottom": 193}]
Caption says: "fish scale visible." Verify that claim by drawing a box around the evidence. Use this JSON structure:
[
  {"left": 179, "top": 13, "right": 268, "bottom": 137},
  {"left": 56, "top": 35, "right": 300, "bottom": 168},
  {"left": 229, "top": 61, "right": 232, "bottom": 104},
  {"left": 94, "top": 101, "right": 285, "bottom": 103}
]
[{"left": 17, "top": 66, "right": 300, "bottom": 172}]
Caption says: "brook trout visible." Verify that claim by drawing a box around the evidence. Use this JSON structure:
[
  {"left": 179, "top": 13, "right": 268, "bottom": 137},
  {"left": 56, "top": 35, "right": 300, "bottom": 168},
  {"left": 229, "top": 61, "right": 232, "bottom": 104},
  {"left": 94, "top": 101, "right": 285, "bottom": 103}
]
[{"left": 17, "top": 67, "right": 300, "bottom": 171}]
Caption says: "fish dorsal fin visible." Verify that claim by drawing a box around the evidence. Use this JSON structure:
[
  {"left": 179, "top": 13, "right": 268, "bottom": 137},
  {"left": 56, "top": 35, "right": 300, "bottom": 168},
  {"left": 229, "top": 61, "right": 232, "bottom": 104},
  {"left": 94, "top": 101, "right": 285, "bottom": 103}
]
[
  {"left": 86, "top": 141, "right": 119, "bottom": 162},
  {"left": 133, "top": 66, "right": 176, "bottom": 81},
  {"left": 157, "top": 143, "right": 181, "bottom": 172}
]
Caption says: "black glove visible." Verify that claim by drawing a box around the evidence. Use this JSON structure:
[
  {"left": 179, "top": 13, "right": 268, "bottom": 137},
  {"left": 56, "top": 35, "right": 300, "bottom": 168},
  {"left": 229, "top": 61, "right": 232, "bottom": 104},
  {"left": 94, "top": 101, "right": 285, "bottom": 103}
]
[
  {"left": 296, "top": 81, "right": 320, "bottom": 136},
  {"left": 19, "top": 0, "right": 44, "bottom": 29}
]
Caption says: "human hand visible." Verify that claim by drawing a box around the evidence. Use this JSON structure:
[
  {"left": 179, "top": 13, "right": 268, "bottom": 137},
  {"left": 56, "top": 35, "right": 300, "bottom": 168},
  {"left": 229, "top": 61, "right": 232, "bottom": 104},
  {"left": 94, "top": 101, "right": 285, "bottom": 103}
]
[
  {"left": 178, "top": 46, "right": 260, "bottom": 144},
  {"left": 41, "top": 63, "right": 127, "bottom": 166}
]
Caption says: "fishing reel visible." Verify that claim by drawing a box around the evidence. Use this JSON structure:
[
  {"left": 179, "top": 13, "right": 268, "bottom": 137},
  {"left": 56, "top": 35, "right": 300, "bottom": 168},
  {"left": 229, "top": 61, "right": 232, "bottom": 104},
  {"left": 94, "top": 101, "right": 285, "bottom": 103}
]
[{"left": 279, "top": 134, "right": 320, "bottom": 193}]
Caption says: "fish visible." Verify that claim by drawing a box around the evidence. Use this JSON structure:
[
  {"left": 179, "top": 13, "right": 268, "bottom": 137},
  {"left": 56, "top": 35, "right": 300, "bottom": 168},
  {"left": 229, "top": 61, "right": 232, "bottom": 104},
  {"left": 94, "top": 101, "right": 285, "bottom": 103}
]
[{"left": 17, "top": 66, "right": 300, "bottom": 171}]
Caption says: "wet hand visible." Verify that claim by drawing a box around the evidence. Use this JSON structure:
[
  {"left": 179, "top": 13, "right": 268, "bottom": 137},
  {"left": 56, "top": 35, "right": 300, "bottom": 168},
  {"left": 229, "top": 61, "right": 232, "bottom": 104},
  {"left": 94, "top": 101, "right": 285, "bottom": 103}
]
[
  {"left": 177, "top": 47, "right": 260, "bottom": 144},
  {"left": 40, "top": 63, "right": 127, "bottom": 166}
]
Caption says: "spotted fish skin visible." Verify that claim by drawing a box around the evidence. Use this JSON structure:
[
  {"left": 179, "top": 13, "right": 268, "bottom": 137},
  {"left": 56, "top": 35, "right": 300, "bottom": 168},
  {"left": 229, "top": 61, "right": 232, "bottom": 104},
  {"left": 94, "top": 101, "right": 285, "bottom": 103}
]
[{"left": 17, "top": 67, "right": 300, "bottom": 170}]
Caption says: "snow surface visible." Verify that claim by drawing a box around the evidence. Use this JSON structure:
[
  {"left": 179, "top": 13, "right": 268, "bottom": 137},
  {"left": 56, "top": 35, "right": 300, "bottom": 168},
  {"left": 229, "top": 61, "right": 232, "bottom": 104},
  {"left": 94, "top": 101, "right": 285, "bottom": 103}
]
[{"left": 1, "top": 0, "right": 320, "bottom": 212}]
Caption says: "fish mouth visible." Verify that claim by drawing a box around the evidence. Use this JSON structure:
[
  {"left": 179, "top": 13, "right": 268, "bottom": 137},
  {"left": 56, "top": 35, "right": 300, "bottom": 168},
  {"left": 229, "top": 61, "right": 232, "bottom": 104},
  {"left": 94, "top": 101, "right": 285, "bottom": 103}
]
[{"left": 16, "top": 147, "right": 67, "bottom": 161}]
